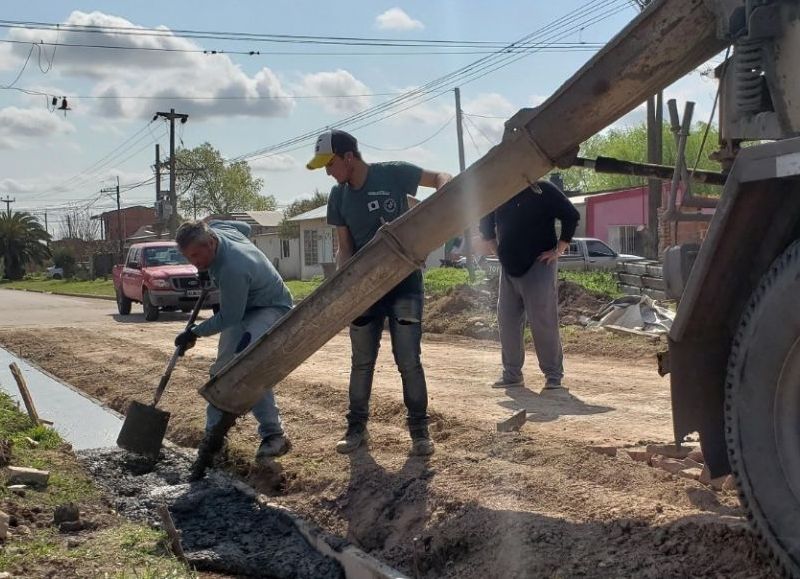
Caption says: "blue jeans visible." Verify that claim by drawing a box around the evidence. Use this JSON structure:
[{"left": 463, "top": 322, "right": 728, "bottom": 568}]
[
  {"left": 206, "top": 306, "right": 287, "bottom": 440},
  {"left": 347, "top": 289, "right": 428, "bottom": 432}
]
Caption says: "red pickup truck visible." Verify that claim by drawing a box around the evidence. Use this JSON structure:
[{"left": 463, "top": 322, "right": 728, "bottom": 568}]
[{"left": 112, "top": 241, "right": 220, "bottom": 321}]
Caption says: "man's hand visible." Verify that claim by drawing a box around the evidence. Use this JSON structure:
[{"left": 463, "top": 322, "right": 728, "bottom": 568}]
[
  {"left": 175, "top": 325, "right": 198, "bottom": 356},
  {"left": 537, "top": 240, "right": 570, "bottom": 265}
]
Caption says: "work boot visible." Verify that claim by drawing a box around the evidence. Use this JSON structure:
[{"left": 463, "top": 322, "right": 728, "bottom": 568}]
[
  {"left": 492, "top": 376, "right": 525, "bottom": 389},
  {"left": 256, "top": 434, "right": 291, "bottom": 463},
  {"left": 410, "top": 428, "right": 434, "bottom": 456},
  {"left": 336, "top": 423, "right": 368, "bottom": 454}
]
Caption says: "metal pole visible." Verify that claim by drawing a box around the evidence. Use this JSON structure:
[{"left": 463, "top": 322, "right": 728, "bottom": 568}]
[
  {"left": 116, "top": 176, "right": 123, "bottom": 262},
  {"left": 0, "top": 196, "right": 14, "bottom": 217},
  {"left": 454, "top": 88, "right": 475, "bottom": 280},
  {"left": 155, "top": 110, "right": 188, "bottom": 237}
]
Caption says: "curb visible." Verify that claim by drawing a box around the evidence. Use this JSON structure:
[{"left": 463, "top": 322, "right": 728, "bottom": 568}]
[{"left": 0, "top": 287, "right": 115, "bottom": 301}]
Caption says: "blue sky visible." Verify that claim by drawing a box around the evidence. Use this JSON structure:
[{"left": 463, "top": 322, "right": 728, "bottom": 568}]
[{"left": 0, "top": 1, "right": 721, "bottom": 233}]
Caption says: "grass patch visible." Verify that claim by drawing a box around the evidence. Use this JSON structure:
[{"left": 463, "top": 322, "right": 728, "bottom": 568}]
[
  {"left": 0, "top": 278, "right": 114, "bottom": 297},
  {"left": 423, "top": 267, "right": 485, "bottom": 295},
  {"left": 286, "top": 276, "right": 323, "bottom": 301},
  {"left": 558, "top": 270, "right": 622, "bottom": 298},
  {"left": 0, "top": 392, "right": 195, "bottom": 577}
]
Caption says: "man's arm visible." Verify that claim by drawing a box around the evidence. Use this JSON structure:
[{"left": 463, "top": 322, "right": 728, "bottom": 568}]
[
  {"left": 335, "top": 226, "right": 355, "bottom": 269},
  {"left": 193, "top": 268, "right": 249, "bottom": 337},
  {"left": 538, "top": 184, "right": 581, "bottom": 265},
  {"left": 419, "top": 170, "right": 452, "bottom": 191}
]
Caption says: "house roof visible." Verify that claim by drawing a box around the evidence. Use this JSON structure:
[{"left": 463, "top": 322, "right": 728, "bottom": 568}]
[
  {"left": 237, "top": 210, "right": 284, "bottom": 227},
  {"left": 287, "top": 205, "right": 328, "bottom": 222},
  {"left": 99, "top": 205, "right": 151, "bottom": 218}
]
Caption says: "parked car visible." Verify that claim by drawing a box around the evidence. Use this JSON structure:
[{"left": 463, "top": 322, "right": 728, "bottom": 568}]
[
  {"left": 112, "top": 242, "right": 220, "bottom": 321},
  {"left": 45, "top": 266, "right": 64, "bottom": 280},
  {"left": 482, "top": 237, "right": 644, "bottom": 275}
]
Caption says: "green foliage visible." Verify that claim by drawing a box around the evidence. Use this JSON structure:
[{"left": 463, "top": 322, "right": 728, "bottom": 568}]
[
  {"left": 285, "top": 277, "right": 323, "bottom": 300},
  {"left": 558, "top": 270, "right": 622, "bottom": 298},
  {"left": 50, "top": 247, "right": 77, "bottom": 278},
  {"left": 561, "top": 122, "right": 722, "bottom": 196},
  {"left": 279, "top": 190, "right": 329, "bottom": 239},
  {"left": 0, "top": 212, "right": 51, "bottom": 280},
  {"left": 175, "top": 142, "right": 276, "bottom": 216}
]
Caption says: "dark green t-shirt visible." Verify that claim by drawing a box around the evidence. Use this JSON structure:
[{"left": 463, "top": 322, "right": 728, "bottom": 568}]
[
  {"left": 327, "top": 161, "right": 424, "bottom": 299},
  {"left": 327, "top": 161, "right": 423, "bottom": 251}
]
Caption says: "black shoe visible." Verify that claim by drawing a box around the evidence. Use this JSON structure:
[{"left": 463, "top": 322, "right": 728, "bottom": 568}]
[
  {"left": 336, "top": 423, "right": 368, "bottom": 454},
  {"left": 410, "top": 428, "right": 434, "bottom": 456},
  {"left": 256, "top": 434, "right": 291, "bottom": 462}
]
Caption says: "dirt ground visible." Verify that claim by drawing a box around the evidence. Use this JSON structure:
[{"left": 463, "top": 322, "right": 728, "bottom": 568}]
[{"left": 0, "top": 290, "right": 776, "bottom": 578}]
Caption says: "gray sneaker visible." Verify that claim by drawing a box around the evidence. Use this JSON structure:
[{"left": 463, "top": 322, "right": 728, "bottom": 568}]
[
  {"left": 256, "top": 434, "right": 291, "bottom": 463},
  {"left": 336, "top": 424, "right": 368, "bottom": 454},
  {"left": 492, "top": 376, "right": 525, "bottom": 389}
]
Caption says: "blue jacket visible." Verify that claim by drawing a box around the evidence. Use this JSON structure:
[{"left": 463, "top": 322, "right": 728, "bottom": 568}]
[{"left": 193, "top": 220, "right": 293, "bottom": 337}]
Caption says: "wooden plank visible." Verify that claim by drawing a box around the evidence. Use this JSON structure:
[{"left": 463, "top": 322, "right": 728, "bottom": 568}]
[
  {"left": 9, "top": 363, "right": 39, "bottom": 425},
  {"left": 156, "top": 504, "right": 188, "bottom": 564}
]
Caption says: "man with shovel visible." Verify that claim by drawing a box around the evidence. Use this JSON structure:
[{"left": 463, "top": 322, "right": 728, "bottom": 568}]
[{"left": 174, "top": 220, "right": 294, "bottom": 464}]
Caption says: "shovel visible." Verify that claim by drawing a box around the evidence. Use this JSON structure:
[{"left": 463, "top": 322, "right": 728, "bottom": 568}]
[{"left": 116, "top": 287, "right": 209, "bottom": 457}]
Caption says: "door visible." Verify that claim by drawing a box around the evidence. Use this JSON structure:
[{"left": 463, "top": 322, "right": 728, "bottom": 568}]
[
  {"left": 584, "top": 239, "right": 618, "bottom": 270},
  {"left": 122, "top": 247, "right": 142, "bottom": 301},
  {"left": 558, "top": 241, "right": 585, "bottom": 271}
]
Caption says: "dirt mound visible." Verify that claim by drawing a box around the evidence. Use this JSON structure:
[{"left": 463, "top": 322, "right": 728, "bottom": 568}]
[{"left": 424, "top": 279, "right": 612, "bottom": 339}]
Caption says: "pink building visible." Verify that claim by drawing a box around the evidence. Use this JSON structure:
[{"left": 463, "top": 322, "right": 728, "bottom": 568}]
[{"left": 571, "top": 184, "right": 711, "bottom": 255}]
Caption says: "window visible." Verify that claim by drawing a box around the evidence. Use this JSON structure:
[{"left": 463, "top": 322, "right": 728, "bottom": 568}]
[
  {"left": 281, "top": 239, "right": 291, "bottom": 258},
  {"left": 143, "top": 246, "right": 188, "bottom": 267},
  {"left": 608, "top": 225, "right": 639, "bottom": 254},
  {"left": 565, "top": 242, "right": 580, "bottom": 257},
  {"left": 586, "top": 240, "right": 616, "bottom": 258},
  {"left": 304, "top": 229, "right": 320, "bottom": 266},
  {"left": 331, "top": 227, "right": 338, "bottom": 256},
  {"left": 126, "top": 248, "right": 141, "bottom": 268}
]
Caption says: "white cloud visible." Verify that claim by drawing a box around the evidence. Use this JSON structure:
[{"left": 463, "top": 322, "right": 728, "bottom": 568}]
[
  {"left": 249, "top": 154, "right": 298, "bottom": 172},
  {"left": 8, "top": 11, "right": 294, "bottom": 120},
  {"left": 461, "top": 93, "right": 516, "bottom": 146},
  {"left": 0, "top": 106, "right": 75, "bottom": 139},
  {"left": 296, "top": 70, "right": 372, "bottom": 114},
  {"left": 0, "top": 178, "right": 36, "bottom": 193},
  {"left": 366, "top": 145, "right": 435, "bottom": 166},
  {"left": 375, "top": 8, "right": 424, "bottom": 31}
]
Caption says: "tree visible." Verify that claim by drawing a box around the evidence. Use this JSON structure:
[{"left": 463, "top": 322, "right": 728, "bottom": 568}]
[
  {"left": 0, "top": 212, "right": 51, "bottom": 280},
  {"left": 279, "top": 190, "right": 329, "bottom": 239},
  {"left": 51, "top": 247, "right": 77, "bottom": 278},
  {"left": 58, "top": 207, "right": 100, "bottom": 241},
  {"left": 560, "top": 122, "right": 722, "bottom": 195},
  {"left": 175, "top": 142, "right": 276, "bottom": 217}
]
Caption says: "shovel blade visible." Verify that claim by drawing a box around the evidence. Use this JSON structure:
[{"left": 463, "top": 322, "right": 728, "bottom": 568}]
[{"left": 116, "top": 400, "right": 170, "bottom": 457}]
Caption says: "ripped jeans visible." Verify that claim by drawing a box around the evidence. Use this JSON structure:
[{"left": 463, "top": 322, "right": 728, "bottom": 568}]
[{"left": 347, "top": 290, "right": 428, "bottom": 432}]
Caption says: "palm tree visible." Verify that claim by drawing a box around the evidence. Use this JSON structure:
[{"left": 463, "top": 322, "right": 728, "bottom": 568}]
[{"left": 0, "top": 212, "right": 51, "bottom": 280}]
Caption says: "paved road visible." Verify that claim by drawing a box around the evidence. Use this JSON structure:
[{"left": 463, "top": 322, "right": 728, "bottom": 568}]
[{"left": 0, "top": 289, "right": 118, "bottom": 327}]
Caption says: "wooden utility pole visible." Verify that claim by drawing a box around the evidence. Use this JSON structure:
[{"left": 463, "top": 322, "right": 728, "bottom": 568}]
[
  {"left": 101, "top": 177, "right": 123, "bottom": 262},
  {"left": 0, "top": 196, "right": 14, "bottom": 217},
  {"left": 155, "top": 109, "right": 188, "bottom": 237},
  {"left": 454, "top": 88, "right": 475, "bottom": 280},
  {"left": 647, "top": 92, "right": 664, "bottom": 258}
]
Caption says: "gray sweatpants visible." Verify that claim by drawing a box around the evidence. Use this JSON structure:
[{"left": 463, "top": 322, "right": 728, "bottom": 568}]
[{"left": 497, "top": 260, "right": 564, "bottom": 383}]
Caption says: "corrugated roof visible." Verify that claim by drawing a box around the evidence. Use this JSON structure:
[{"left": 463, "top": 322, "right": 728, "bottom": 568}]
[
  {"left": 287, "top": 205, "right": 328, "bottom": 222},
  {"left": 228, "top": 210, "right": 284, "bottom": 227}
]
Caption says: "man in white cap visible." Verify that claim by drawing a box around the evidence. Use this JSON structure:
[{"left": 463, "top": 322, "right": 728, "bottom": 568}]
[{"left": 307, "top": 129, "right": 451, "bottom": 456}]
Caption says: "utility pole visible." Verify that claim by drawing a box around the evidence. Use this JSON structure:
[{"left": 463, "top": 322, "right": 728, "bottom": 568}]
[
  {"left": 101, "top": 177, "right": 123, "bottom": 262},
  {"left": 44, "top": 211, "right": 49, "bottom": 243},
  {"left": 454, "top": 88, "right": 475, "bottom": 280},
  {"left": 155, "top": 144, "right": 163, "bottom": 239},
  {"left": 647, "top": 92, "right": 664, "bottom": 258},
  {"left": 0, "top": 196, "right": 14, "bottom": 217},
  {"left": 155, "top": 109, "right": 188, "bottom": 237},
  {"left": 192, "top": 194, "right": 197, "bottom": 220}
]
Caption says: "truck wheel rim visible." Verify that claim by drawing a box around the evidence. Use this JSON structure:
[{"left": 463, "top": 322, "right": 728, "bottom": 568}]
[{"left": 775, "top": 335, "right": 800, "bottom": 505}]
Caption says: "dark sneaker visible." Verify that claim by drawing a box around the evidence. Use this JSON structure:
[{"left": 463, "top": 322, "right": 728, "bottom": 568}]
[
  {"left": 492, "top": 376, "right": 525, "bottom": 389},
  {"left": 336, "top": 424, "right": 368, "bottom": 454},
  {"left": 542, "top": 379, "right": 567, "bottom": 392},
  {"left": 256, "top": 434, "right": 291, "bottom": 463}
]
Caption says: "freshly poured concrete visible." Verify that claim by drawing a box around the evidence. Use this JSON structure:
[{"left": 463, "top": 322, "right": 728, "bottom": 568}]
[{"left": 0, "top": 347, "right": 122, "bottom": 449}]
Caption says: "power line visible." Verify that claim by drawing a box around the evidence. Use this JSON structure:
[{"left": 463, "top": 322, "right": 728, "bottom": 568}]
[
  {"left": 0, "top": 37, "right": 604, "bottom": 57},
  {"left": 359, "top": 115, "right": 455, "bottom": 152}
]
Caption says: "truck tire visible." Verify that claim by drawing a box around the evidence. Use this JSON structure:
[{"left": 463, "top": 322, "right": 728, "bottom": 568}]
[
  {"left": 212, "top": 304, "right": 220, "bottom": 315},
  {"left": 726, "top": 239, "right": 800, "bottom": 577},
  {"left": 142, "top": 290, "right": 160, "bottom": 322},
  {"left": 116, "top": 288, "right": 132, "bottom": 316}
]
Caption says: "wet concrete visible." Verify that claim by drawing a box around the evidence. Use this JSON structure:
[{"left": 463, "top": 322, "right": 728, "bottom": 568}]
[
  {"left": 0, "top": 347, "right": 122, "bottom": 449},
  {"left": 80, "top": 448, "right": 344, "bottom": 578}
]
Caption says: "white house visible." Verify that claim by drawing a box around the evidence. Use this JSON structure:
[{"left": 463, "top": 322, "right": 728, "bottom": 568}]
[{"left": 289, "top": 205, "right": 446, "bottom": 281}]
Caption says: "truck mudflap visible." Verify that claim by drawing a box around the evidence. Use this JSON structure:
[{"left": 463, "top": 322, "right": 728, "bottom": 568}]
[{"left": 669, "top": 137, "right": 800, "bottom": 478}]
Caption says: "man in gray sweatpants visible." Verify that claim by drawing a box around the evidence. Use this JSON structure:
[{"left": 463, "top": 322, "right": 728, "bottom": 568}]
[{"left": 479, "top": 180, "right": 580, "bottom": 390}]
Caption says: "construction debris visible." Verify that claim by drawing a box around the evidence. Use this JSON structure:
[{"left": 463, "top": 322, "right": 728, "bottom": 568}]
[
  {"left": 592, "top": 296, "right": 675, "bottom": 335},
  {"left": 5, "top": 466, "right": 50, "bottom": 488},
  {"left": 496, "top": 409, "right": 527, "bottom": 433},
  {"left": 646, "top": 443, "right": 697, "bottom": 459},
  {"left": 9, "top": 362, "right": 40, "bottom": 425}
]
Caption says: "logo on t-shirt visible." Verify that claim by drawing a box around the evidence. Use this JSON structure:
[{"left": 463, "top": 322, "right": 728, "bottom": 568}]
[
  {"left": 367, "top": 200, "right": 380, "bottom": 212},
  {"left": 383, "top": 198, "right": 397, "bottom": 214}
]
